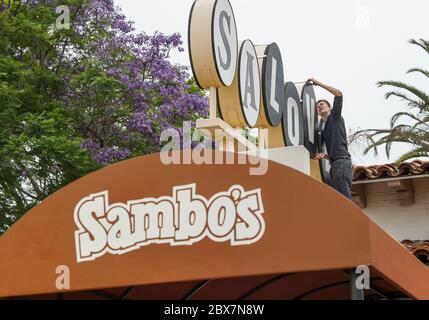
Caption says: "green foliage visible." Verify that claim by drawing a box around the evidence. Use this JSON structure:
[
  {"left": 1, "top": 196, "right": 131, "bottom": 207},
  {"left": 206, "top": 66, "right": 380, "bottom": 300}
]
[
  {"left": 0, "top": 1, "right": 208, "bottom": 234},
  {"left": 0, "top": 3, "right": 99, "bottom": 232},
  {"left": 351, "top": 39, "right": 429, "bottom": 162}
]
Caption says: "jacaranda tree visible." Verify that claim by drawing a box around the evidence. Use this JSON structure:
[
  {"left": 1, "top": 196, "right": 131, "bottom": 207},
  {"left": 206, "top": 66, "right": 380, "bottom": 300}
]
[{"left": 0, "top": 0, "right": 208, "bottom": 233}]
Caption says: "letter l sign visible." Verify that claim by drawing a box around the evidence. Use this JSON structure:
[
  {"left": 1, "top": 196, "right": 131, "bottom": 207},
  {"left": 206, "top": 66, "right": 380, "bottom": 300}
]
[{"left": 270, "top": 57, "right": 280, "bottom": 113}]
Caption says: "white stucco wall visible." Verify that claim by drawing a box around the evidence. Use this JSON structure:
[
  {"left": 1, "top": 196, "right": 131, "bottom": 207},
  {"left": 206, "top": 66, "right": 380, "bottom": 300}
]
[
  {"left": 360, "top": 177, "right": 429, "bottom": 241},
  {"left": 263, "top": 146, "right": 310, "bottom": 176}
]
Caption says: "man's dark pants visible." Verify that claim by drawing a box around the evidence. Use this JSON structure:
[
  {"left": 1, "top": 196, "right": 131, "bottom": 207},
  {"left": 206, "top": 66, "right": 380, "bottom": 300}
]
[{"left": 330, "top": 158, "right": 353, "bottom": 200}]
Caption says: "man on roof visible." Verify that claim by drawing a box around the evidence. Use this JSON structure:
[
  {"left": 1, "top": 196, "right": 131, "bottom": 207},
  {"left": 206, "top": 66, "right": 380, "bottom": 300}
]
[{"left": 308, "top": 78, "right": 353, "bottom": 200}]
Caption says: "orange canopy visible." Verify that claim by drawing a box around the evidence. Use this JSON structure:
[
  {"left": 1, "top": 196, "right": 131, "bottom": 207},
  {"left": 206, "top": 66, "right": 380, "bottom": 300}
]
[{"left": 0, "top": 152, "right": 428, "bottom": 300}]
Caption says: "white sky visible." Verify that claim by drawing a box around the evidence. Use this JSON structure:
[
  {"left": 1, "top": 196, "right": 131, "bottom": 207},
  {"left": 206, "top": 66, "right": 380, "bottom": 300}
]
[{"left": 114, "top": 0, "right": 428, "bottom": 165}]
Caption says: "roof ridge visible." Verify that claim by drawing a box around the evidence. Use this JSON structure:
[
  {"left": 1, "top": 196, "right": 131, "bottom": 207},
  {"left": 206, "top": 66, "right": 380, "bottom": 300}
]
[{"left": 353, "top": 160, "right": 429, "bottom": 182}]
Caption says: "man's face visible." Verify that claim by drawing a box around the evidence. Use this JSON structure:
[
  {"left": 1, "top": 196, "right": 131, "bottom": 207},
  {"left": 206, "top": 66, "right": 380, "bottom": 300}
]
[{"left": 316, "top": 101, "right": 331, "bottom": 117}]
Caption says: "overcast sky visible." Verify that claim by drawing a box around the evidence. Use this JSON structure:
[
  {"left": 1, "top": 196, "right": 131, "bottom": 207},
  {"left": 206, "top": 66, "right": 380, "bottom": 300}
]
[{"left": 114, "top": 0, "right": 428, "bottom": 165}]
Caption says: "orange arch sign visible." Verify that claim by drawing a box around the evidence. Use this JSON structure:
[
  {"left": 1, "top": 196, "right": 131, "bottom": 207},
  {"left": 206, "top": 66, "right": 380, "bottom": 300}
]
[{"left": 0, "top": 152, "right": 428, "bottom": 299}]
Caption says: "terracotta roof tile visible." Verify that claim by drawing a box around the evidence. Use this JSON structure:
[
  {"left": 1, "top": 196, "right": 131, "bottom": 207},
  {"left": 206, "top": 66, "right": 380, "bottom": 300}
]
[
  {"left": 353, "top": 160, "right": 429, "bottom": 182},
  {"left": 401, "top": 240, "right": 429, "bottom": 267}
]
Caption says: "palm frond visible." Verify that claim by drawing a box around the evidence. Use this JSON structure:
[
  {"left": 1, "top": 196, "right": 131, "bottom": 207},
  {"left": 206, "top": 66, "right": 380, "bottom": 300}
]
[
  {"left": 358, "top": 125, "right": 429, "bottom": 158},
  {"left": 361, "top": 136, "right": 405, "bottom": 157},
  {"left": 349, "top": 129, "right": 380, "bottom": 157},
  {"left": 355, "top": 38, "right": 429, "bottom": 162},
  {"left": 390, "top": 112, "right": 426, "bottom": 128},
  {"left": 378, "top": 81, "right": 429, "bottom": 106},
  {"left": 396, "top": 147, "right": 429, "bottom": 162},
  {"left": 409, "top": 38, "right": 429, "bottom": 54},
  {"left": 384, "top": 91, "right": 424, "bottom": 109},
  {"left": 407, "top": 68, "right": 429, "bottom": 79}
]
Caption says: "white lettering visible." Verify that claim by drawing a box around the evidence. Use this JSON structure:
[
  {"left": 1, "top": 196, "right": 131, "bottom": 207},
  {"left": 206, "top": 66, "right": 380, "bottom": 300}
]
[
  {"left": 74, "top": 185, "right": 265, "bottom": 262},
  {"left": 306, "top": 93, "right": 316, "bottom": 144},
  {"left": 270, "top": 57, "right": 280, "bottom": 113}
]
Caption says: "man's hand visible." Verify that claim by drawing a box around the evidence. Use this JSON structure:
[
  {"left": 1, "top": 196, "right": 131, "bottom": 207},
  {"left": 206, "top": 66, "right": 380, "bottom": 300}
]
[
  {"left": 308, "top": 78, "right": 321, "bottom": 86},
  {"left": 313, "top": 153, "right": 329, "bottom": 160}
]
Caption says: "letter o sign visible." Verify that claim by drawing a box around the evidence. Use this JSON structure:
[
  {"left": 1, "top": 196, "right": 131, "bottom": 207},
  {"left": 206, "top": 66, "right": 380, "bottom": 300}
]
[
  {"left": 301, "top": 84, "right": 318, "bottom": 157},
  {"left": 283, "top": 81, "right": 304, "bottom": 146},
  {"left": 189, "top": 0, "right": 238, "bottom": 88}
]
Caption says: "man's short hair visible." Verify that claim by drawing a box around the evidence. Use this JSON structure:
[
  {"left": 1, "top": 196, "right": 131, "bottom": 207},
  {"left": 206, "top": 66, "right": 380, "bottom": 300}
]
[{"left": 316, "top": 99, "right": 332, "bottom": 108}]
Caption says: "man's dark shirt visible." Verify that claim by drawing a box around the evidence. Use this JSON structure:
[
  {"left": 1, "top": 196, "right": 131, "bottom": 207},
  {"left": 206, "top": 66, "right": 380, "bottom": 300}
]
[{"left": 322, "top": 96, "right": 351, "bottom": 160}]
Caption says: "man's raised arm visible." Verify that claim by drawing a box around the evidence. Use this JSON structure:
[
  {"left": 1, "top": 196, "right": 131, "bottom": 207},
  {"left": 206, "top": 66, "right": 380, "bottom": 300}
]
[{"left": 308, "top": 78, "right": 343, "bottom": 97}]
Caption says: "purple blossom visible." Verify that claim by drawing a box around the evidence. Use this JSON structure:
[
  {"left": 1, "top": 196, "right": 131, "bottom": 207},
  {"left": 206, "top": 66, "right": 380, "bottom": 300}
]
[
  {"left": 92, "top": 147, "right": 131, "bottom": 165},
  {"left": 82, "top": 140, "right": 130, "bottom": 164},
  {"left": 128, "top": 112, "right": 153, "bottom": 135},
  {"left": 21, "top": 169, "right": 30, "bottom": 178},
  {"left": 24, "top": 0, "right": 208, "bottom": 165}
]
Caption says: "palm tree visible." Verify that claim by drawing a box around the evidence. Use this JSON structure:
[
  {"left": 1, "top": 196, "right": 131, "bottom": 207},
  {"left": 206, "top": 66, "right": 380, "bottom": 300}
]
[{"left": 352, "top": 39, "right": 429, "bottom": 162}]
